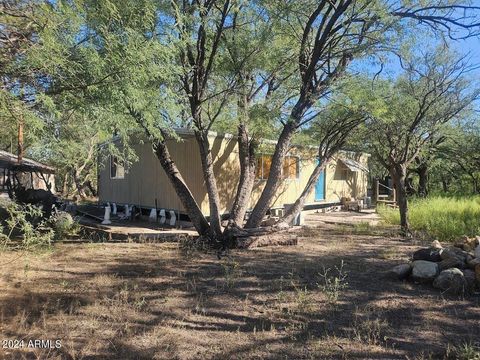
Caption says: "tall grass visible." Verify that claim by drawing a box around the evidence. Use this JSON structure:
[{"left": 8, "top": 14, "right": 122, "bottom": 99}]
[{"left": 378, "top": 196, "right": 480, "bottom": 242}]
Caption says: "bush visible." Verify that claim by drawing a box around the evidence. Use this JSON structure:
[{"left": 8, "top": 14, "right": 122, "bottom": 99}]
[
  {"left": 0, "top": 199, "right": 54, "bottom": 250},
  {"left": 51, "top": 211, "right": 75, "bottom": 239},
  {"left": 378, "top": 196, "right": 480, "bottom": 242}
]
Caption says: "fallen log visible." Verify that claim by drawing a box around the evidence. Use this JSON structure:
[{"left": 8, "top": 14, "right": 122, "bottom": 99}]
[{"left": 236, "top": 234, "right": 298, "bottom": 249}]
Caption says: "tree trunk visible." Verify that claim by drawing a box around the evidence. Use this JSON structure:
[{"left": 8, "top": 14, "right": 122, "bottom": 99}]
[
  {"left": 280, "top": 159, "right": 328, "bottom": 225},
  {"left": 246, "top": 122, "right": 296, "bottom": 228},
  {"left": 229, "top": 124, "right": 257, "bottom": 226},
  {"left": 62, "top": 172, "right": 69, "bottom": 196},
  {"left": 417, "top": 163, "right": 428, "bottom": 197},
  {"left": 391, "top": 164, "right": 410, "bottom": 236},
  {"left": 473, "top": 176, "right": 479, "bottom": 194},
  {"left": 441, "top": 177, "right": 449, "bottom": 193},
  {"left": 85, "top": 179, "right": 97, "bottom": 197},
  {"left": 194, "top": 130, "right": 223, "bottom": 239},
  {"left": 153, "top": 139, "right": 210, "bottom": 236},
  {"left": 405, "top": 177, "right": 416, "bottom": 196},
  {"left": 17, "top": 119, "right": 24, "bottom": 163},
  {"left": 72, "top": 170, "right": 87, "bottom": 199}
]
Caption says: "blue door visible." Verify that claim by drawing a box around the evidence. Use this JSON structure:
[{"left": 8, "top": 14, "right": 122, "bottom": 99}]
[{"left": 315, "top": 168, "right": 325, "bottom": 201}]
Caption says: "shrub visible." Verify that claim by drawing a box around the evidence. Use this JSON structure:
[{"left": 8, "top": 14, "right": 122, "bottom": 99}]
[
  {"left": 317, "top": 260, "right": 348, "bottom": 304},
  {"left": 51, "top": 211, "right": 76, "bottom": 239},
  {"left": 0, "top": 199, "right": 54, "bottom": 250},
  {"left": 378, "top": 196, "right": 480, "bottom": 242}
]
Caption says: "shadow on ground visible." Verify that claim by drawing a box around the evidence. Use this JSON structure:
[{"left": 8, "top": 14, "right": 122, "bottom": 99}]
[{"left": 0, "top": 223, "right": 479, "bottom": 359}]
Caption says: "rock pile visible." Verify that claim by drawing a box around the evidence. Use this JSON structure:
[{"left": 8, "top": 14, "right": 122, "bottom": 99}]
[{"left": 389, "top": 236, "right": 480, "bottom": 295}]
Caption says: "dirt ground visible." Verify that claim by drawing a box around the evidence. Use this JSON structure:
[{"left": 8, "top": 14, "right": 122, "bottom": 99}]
[{"left": 0, "top": 213, "right": 479, "bottom": 359}]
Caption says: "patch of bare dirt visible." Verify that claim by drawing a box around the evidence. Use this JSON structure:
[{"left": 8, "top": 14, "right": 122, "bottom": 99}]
[{"left": 0, "top": 221, "right": 479, "bottom": 359}]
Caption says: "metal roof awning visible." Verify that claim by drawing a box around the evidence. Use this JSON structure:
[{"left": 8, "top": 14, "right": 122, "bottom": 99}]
[
  {"left": 339, "top": 158, "right": 369, "bottom": 173},
  {"left": 0, "top": 150, "right": 55, "bottom": 174}
]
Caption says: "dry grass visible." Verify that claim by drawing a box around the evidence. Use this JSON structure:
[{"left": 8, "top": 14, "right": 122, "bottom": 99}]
[{"left": 0, "top": 223, "right": 479, "bottom": 359}]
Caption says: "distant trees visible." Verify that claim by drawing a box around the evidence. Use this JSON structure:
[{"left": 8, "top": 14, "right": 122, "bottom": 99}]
[
  {"left": 428, "top": 122, "right": 480, "bottom": 194},
  {"left": 362, "top": 51, "right": 479, "bottom": 235}
]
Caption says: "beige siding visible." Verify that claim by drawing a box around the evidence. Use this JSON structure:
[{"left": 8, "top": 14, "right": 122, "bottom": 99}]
[
  {"left": 98, "top": 136, "right": 207, "bottom": 211},
  {"left": 98, "top": 134, "right": 369, "bottom": 215}
]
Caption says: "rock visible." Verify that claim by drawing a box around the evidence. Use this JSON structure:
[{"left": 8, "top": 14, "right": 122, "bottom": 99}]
[
  {"left": 463, "top": 269, "right": 476, "bottom": 292},
  {"left": 440, "top": 247, "right": 469, "bottom": 262},
  {"left": 465, "top": 237, "right": 479, "bottom": 251},
  {"left": 475, "top": 245, "right": 480, "bottom": 258},
  {"left": 412, "top": 248, "right": 442, "bottom": 262},
  {"left": 431, "top": 240, "right": 443, "bottom": 249},
  {"left": 411, "top": 260, "right": 439, "bottom": 282},
  {"left": 433, "top": 268, "right": 467, "bottom": 295},
  {"left": 438, "top": 256, "right": 466, "bottom": 271},
  {"left": 467, "top": 257, "right": 480, "bottom": 269},
  {"left": 455, "top": 236, "right": 480, "bottom": 252},
  {"left": 389, "top": 263, "right": 412, "bottom": 280}
]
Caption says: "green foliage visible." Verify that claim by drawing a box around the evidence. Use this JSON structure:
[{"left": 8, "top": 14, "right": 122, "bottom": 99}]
[
  {"left": 317, "top": 261, "right": 348, "bottom": 305},
  {"left": 0, "top": 200, "right": 54, "bottom": 250},
  {"left": 51, "top": 211, "right": 77, "bottom": 240},
  {"left": 428, "top": 120, "right": 480, "bottom": 195},
  {"left": 378, "top": 196, "right": 480, "bottom": 241}
]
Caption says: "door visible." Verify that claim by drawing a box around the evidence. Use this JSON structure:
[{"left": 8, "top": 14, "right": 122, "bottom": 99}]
[{"left": 315, "top": 168, "right": 325, "bottom": 201}]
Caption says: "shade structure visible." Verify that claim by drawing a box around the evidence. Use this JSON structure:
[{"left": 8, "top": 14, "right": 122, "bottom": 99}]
[{"left": 339, "top": 158, "right": 369, "bottom": 173}]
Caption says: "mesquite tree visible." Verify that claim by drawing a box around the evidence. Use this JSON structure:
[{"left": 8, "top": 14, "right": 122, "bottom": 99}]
[
  {"left": 279, "top": 93, "right": 368, "bottom": 225},
  {"left": 365, "top": 51, "right": 479, "bottom": 234},
  {"left": 5, "top": 0, "right": 480, "bottom": 244},
  {"left": 430, "top": 122, "right": 480, "bottom": 194},
  {"left": 245, "top": 0, "right": 480, "bottom": 229}
]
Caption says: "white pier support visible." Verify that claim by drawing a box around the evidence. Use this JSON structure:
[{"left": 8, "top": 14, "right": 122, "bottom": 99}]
[
  {"left": 101, "top": 205, "right": 112, "bottom": 225},
  {"left": 169, "top": 210, "right": 176, "bottom": 226},
  {"left": 159, "top": 209, "right": 166, "bottom": 224},
  {"left": 149, "top": 208, "right": 157, "bottom": 222}
]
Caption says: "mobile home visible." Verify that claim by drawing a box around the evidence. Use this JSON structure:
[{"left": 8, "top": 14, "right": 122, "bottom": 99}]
[{"left": 98, "top": 129, "right": 369, "bottom": 218}]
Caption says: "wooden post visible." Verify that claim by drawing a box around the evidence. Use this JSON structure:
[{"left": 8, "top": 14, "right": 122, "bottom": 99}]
[{"left": 373, "top": 178, "right": 379, "bottom": 204}]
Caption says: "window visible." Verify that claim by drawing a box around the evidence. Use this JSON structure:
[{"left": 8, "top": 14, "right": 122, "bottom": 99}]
[
  {"left": 333, "top": 161, "right": 350, "bottom": 180},
  {"left": 256, "top": 155, "right": 299, "bottom": 180},
  {"left": 282, "top": 156, "right": 299, "bottom": 179},
  {"left": 110, "top": 155, "right": 125, "bottom": 179}
]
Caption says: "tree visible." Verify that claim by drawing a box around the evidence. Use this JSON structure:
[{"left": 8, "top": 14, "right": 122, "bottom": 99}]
[
  {"left": 4, "top": 0, "right": 480, "bottom": 244},
  {"left": 364, "top": 50, "right": 478, "bottom": 234},
  {"left": 0, "top": 0, "right": 46, "bottom": 155},
  {"left": 279, "top": 84, "right": 368, "bottom": 225},
  {"left": 245, "top": 0, "right": 480, "bottom": 229},
  {"left": 431, "top": 121, "right": 480, "bottom": 194}
]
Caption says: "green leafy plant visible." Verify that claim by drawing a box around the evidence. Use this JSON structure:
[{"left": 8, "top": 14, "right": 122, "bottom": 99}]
[
  {"left": 0, "top": 200, "right": 53, "bottom": 250},
  {"left": 317, "top": 261, "right": 348, "bottom": 304}
]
